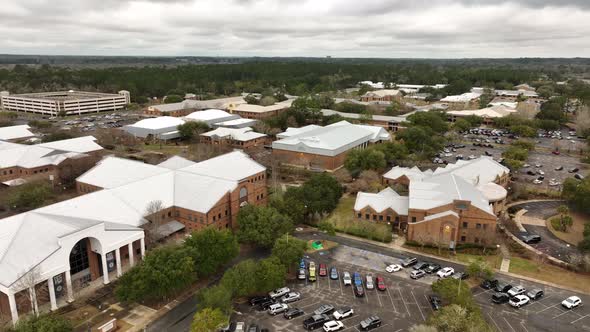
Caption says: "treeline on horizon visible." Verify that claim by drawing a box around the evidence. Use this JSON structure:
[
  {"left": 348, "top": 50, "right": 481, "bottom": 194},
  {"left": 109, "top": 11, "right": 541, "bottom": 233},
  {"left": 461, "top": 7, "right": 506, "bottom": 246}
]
[{"left": 0, "top": 60, "right": 576, "bottom": 102}]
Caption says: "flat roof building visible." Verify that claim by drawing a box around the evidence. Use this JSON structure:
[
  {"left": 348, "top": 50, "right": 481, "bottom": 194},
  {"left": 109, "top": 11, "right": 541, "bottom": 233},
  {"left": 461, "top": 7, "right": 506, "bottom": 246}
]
[
  {"left": 200, "top": 127, "right": 268, "bottom": 150},
  {"left": 184, "top": 109, "right": 240, "bottom": 126},
  {"left": 228, "top": 99, "right": 293, "bottom": 120},
  {"left": 123, "top": 116, "right": 185, "bottom": 140},
  {"left": 447, "top": 104, "right": 518, "bottom": 124},
  {"left": 1, "top": 90, "right": 130, "bottom": 116},
  {"left": 0, "top": 125, "right": 35, "bottom": 142}
]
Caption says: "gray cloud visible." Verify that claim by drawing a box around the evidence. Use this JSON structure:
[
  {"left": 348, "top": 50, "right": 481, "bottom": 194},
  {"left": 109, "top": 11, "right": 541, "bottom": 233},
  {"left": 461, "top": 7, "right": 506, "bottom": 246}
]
[{"left": 0, "top": 0, "right": 588, "bottom": 57}]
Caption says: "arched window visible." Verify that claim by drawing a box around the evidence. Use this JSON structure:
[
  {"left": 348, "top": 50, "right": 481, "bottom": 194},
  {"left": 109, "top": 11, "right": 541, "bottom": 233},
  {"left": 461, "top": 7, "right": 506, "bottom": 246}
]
[{"left": 239, "top": 187, "right": 248, "bottom": 204}]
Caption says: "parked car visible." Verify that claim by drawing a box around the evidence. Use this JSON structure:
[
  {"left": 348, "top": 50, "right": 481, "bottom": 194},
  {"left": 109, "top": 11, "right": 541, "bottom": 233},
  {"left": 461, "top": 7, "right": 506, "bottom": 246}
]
[
  {"left": 303, "top": 314, "right": 330, "bottom": 330},
  {"left": 521, "top": 234, "right": 541, "bottom": 244},
  {"left": 323, "top": 321, "right": 344, "bottom": 332},
  {"left": 508, "top": 286, "right": 527, "bottom": 298},
  {"left": 575, "top": 173, "right": 585, "bottom": 180},
  {"left": 410, "top": 270, "right": 426, "bottom": 279},
  {"left": 413, "top": 261, "right": 430, "bottom": 270},
  {"left": 284, "top": 308, "right": 304, "bottom": 320},
  {"left": 268, "top": 303, "right": 289, "bottom": 315},
  {"left": 386, "top": 264, "right": 402, "bottom": 273},
  {"left": 509, "top": 295, "right": 530, "bottom": 308},
  {"left": 314, "top": 304, "right": 335, "bottom": 316},
  {"left": 319, "top": 264, "right": 328, "bottom": 277},
  {"left": 533, "top": 179, "right": 543, "bottom": 185},
  {"left": 569, "top": 168, "right": 580, "bottom": 173},
  {"left": 353, "top": 272, "right": 362, "bottom": 286},
  {"left": 495, "top": 282, "right": 513, "bottom": 293},
  {"left": 343, "top": 272, "right": 352, "bottom": 286},
  {"left": 300, "top": 259, "right": 306, "bottom": 269},
  {"left": 354, "top": 284, "right": 365, "bottom": 297},
  {"left": 282, "top": 292, "right": 301, "bottom": 303},
  {"left": 480, "top": 279, "right": 499, "bottom": 290},
  {"left": 429, "top": 295, "right": 442, "bottom": 310},
  {"left": 492, "top": 292, "right": 510, "bottom": 304},
  {"left": 250, "top": 296, "right": 271, "bottom": 306},
  {"left": 376, "top": 276, "right": 386, "bottom": 291},
  {"left": 437, "top": 267, "right": 455, "bottom": 278},
  {"left": 298, "top": 268, "right": 307, "bottom": 280},
  {"left": 329, "top": 267, "right": 339, "bottom": 280},
  {"left": 562, "top": 296, "right": 582, "bottom": 309},
  {"left": 359, "top": 316, "right": 382, "bottom": 331},
  {"left": 451, "top": 272, "right": 469, "bottom": 280},
  {"left": 555, "top": 166, "right": 564, "bottom": 171},
  {"left": 257, "top": 299, "right": 276, "bottom": 311},
  {"left": 333, "top": 307, "right": 354, "bottom": 320},
  {"left": 425, "top": 263, "right": 442, "bottom": 274},
  {"left": 269, "top": 287, "right": 290, "bottom": 299},
  {"left": 365, "top": 274, "right": 374, "bottom": 290},
  {"left": 309, "top": 262, "right": 317, "bottom": 282},
  {"left": 401, "top": 257, "right": 417, "bottom": 267},
  {"left": 235, "top": 322, "right": 246, "bottom": 332},
  {"left": 527, "top": 170, "right": 536, "bottom": 176},
  {"left": 527, "top": 289, "right": 544, "bottom": 300}
]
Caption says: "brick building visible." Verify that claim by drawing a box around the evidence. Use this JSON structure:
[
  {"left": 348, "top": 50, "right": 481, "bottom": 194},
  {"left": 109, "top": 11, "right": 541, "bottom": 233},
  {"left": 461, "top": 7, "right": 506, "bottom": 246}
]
[
  {"left": 0, "top": 136, "right": 104, "bottom": 186},
  {"left": 0, "top": 125, "right": 35, "bottom": 142},
  {"left": 200, "top": 127, "right": 269, "bottom": 150},
  {"left": 359, "top": 89, "right": 402, "bottom": 102},
  {"left": 144, "top": 96, "right": 246, "bottom": 117},
  {"left": 272, "top": 121, "right": 391, "bottom": 171},
  {"left": 228, "top": 99, "right": 293, "bottom": 120},
  {"left": 0, "top": 151, "right": 267, "bottom": 324}
]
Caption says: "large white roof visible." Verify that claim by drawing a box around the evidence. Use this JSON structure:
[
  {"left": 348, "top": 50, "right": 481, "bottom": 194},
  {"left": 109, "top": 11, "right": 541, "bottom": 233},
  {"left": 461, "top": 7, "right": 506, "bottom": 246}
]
[
  {"left": 383, "top": 166, "right": 430, "bottom": 182},
  {"left": 201, "top": 127, "right": 267, "bottom": 141},
  {"left": 157, "top": 156, "right": 196, "bottom": 170},
  {"left": 431, "top": 156, "right": 509, "bottom": 185},
  {"left": 184, "top": 109, "right": 239, "bottom": 123},
  {"left": 127, "top": 116, "right": 185, "bottom": 130},
  {"left": 441, "top": 92, "right": 482, "bottom": 103},
  {"left": 362, "top": 89, "right": 401, "bottom": 98},
  {"left": 447, "top": 105, "right": 517, "bottom": 119},
  {"left": 0, "top": 125, "right": 35, "bottom": 141},
  {"left": 320, "top": 109, "right": 405, "bottom": 123},
  {"left": 273, "top": 121, "right": 391, "bottom": 157},
  {"left": 354, "top": 187, "right": 409, "bottom": 215},
  {"left": 230, "top": 100, "right": 293, "bottom": 113},
  {"left": 37, "top": 136, "right": 103, "bottom": 153}
]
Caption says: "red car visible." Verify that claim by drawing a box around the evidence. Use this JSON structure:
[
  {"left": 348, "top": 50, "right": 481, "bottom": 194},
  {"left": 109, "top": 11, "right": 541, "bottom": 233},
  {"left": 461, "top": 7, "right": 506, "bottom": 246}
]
[
  {"left": 376, "top": 276, "right": 386, "bottom": 291},
  {"left": 552, "top": 150, "right": 560, "bottom": 155},
  {"left": 319, "top": 263, "right": 327, "bottom": 277}
]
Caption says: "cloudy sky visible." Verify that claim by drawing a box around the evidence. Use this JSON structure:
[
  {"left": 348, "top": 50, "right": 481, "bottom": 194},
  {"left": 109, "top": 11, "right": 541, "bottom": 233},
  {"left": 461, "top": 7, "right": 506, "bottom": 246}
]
[{"left": 1, "top": 0, "right": 589, "bottom": 58}]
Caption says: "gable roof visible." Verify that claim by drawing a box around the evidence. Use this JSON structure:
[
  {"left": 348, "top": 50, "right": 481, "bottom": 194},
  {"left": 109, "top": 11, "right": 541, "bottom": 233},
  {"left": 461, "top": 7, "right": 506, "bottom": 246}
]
[
  {"left": 354, "top": 188, "right": 409, "bottom": 215},
  {"left": 0, "top": 125, "right": 35, "bottom": 141},
  {"left": 201, "top": 127, "right": 267, "bottom": 141}
]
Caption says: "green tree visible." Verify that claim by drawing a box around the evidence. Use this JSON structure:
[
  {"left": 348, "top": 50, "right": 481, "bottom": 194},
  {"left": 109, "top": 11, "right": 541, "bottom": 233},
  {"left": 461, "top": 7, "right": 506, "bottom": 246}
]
[
  {"left": 177, "top": 121, "right": 210, "bottom": 140},
  {"left": 165, "top": 94, "right": 183, "bottom": 103},
  {"left": 579, "top": 237, "right": 590, "bottom": 253},
  {"left": 190, "top": 308, "right": 228, "bottom": 332},
  {"left": 431, "top": 278, "right": 474, "bottom": 309},
  {"left": 396, "top": 126, "right": 445, "bottom": 159},
  {"left": 255, "top": 257, "right": 288, "bottom": 293},
  {"left": 510, "top": 125, "right": 537, "bottom": 138},
  {"left": 300, "top": 174, "right": 343, "bottom": 216},
  {"left": 466, "top": 258, "right": 493, "bottom": 280},
  {"left": 453, "top": 118, "right": 471, "bottom": 132},
  {"left": 237, "top": 205, "right": 293, "bottom": 248},
  {"left": 562, "top": 178, "right": 590, "bottom": 214},
  {"left": 41, "top": 131, "right": 74, "bottom": 142},
  {"left": 344, "top": 149, "right": 387, "bottom": 175},
  {"left": 557, "top": 205, "right": 571, "bottom": 231},
  {"left": 409, "top": 325, "right": 439, "bottom": 332},
  {"left": 405, "top": 111, "right": 449, "bottom": 134},
  {"left": 478, "top": 88, "right": 494, "bottom": 108},
  {"left": 115, "top": 244, "right": 195, "bottom": 302},
  {"left": 429, "top": 304, "right": 492, "bottom": 332},
  {"left": 502, "top": 146, "right": 528, "bottom": 161},
  {"left": 8, "top": 180, "right": 55, "bottom": 211},
  {"left": 244, "top": 94, "right": 259, "bottom": 105},
  {"left": 374, "top": 141, "right": 409, "bottom": 163},
  {"left": 272, "top": 234, "right": 308, "bottom": 271},
  {"left": 270, "top": 187, "right": 307, "bottom": 224},
  {"left": 11, "top": 314, "right": 73, "bottom": 332},
  {"left": 197, "top": 285, "right": 233, "bottom": 314},
  {"left": 221, "top": 259, "right": 259, "bottom": 297},
  {"left": 183, "top": 228, "right": 239, "bottom": 277}
]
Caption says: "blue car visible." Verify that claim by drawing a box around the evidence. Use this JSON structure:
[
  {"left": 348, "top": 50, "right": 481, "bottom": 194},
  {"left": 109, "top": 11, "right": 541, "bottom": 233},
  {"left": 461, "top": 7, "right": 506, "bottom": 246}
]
[
  {"left": 353, "top": 272, "right": 362, "bottom": 286},
  {"left": 329, "top": 267, "right": 339, "bottom": 280},
  {"left": 299, "top": 259, "right": 306, "bottom": 269}
]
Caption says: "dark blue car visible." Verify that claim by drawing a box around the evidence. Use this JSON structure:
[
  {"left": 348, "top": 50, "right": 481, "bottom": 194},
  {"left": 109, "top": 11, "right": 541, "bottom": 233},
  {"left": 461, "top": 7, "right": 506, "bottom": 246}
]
[
  {"left": 353, "top": 272, "right": 362, "bottom": 286},
  {"left": 299, "top": 259, "right": 306, "bottom": 269}
]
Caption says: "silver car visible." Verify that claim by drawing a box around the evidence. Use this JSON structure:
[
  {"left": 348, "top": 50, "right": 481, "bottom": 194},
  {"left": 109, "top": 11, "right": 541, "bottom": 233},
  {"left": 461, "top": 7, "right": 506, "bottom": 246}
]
[
  {"left": 298, "top": 268, "right": 306, "bottom": 280},
  {"left": 365, "top": 274, "right": 374, "bottom": 290},
  {"left": 343, "top": 272, "right": 352, "bottom": 286}
]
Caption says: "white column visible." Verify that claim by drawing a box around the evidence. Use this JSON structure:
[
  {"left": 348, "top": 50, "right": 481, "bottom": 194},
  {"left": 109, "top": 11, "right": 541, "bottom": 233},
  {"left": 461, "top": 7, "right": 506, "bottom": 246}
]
[
  {"left": 65, "top": 270, "right": 74, "bottom": 303},
  {"left": 101, "top": 253, "right": 110, "bottom": 285},
  {"left": 140, "top": 237, "right": 146, "bottom": 259},
  {"left": 28, "top": 287, "right": 38, "bottom": 316},
  {"left": 128, "top": 242, "right": 135, "bottom": 267},
  {"left": 8, "top": 291, "right": 18, "bottom": 325},
  {"left": 47, "top": 276, "right": 58, "bottom": 311},
  {"left": 115, "top": 248, "right": 122, "bottom": 278}
]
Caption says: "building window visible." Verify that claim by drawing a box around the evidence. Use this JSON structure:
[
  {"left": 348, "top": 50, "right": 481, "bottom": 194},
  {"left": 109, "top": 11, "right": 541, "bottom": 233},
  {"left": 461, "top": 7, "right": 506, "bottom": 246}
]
[
  {"left": 411, "top": 217, "right": 416, "bottom": 223},
  {"left": 386, "top": 216, "right": 391, "bottom": 222},
  {"left": 460, "top": 236, "right": 466, "bottom": 242},
  {"left": 175, "top": 210, "right": 180, "bottom": 217},
  {"left": 365, "top": 214, "right": 369, "bottom": 220},
  {"left": 213, "top": 216, "right": 216, "bottom": 222},
  {"left": 168, "top": 211, "right": 172, "bottom": 217},
  {"left": 483, "top": 224, "right": 488, "bottom": 230},
  {"left": 372, "top": 215, "right": 377, "bottom": 221},
  {"left": 476, "top": 223, "right": 482, "bottom": 229},
  {"left": 225, "top": 210, "right": 228, "bottom": 216},
  {"left": 395, "top": 216, "right": 400, "bottom": 222},
  {"left": 462, "top": 222, "right": 468, "bottom": 228},
  {"left": 357, "top": 213, "right": 362, "bottom": 219},
  {"left": 379, "top": 215, "right": 383, "bottom": 221},
  {"left": 474, "top": 237, "right": 480, "bottom": 244},
  {"left": 218, "top": 213, "right": 221, "bottom": 219}
]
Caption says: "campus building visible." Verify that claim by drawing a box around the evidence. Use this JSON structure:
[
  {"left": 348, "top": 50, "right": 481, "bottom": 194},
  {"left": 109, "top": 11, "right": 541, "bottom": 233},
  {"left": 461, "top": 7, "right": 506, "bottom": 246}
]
[
  {"left": 144, "top": 96, "right": 246, "bottom": 117},
  {"left": 228, "top": 99, "right": 293, "bottom": 120},
  {"left": 0, "top": 136, "right": 104, "bottom": 186},
  {"left": 0, "top": 90, "right": 130, "bottom": 116},
  {"left": 440, "top": 92, "right": 482, "bottom": 110},
  {"left": 360, "top": 89, "right": 402, "bottom": 102},
  {"left": 272, "top": 121, "right": 391, "bottom": 171},
  {"left": 355, "top": 157, "right": 510, "bottom": 245},
  {"left": 320, "top": 109, "right": 406, "bottom": 132},
  {"left": 446, "top": 104, "right": 518, "bottom": 125},
  {"left": 123, "top": 116, "right": 185, "bottom": 140},
  {"left": 200, "top": 127, "right": 269, "bottom": 150},
  {"left": 0, "top": 125, "right": 35, "bottom": 142},
  {"left": 0, "top": 151, "right": 266, "bottom": 324}
]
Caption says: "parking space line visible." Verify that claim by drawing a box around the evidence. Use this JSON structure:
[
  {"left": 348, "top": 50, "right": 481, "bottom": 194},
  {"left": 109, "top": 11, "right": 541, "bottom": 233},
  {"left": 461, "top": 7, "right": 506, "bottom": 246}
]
[
  {"left": 398, "top": 288, "right": 411, "bottom": 316},
  {"left": 536, "top": 303, "right": 558, "bottom": 313},
  {"left": 520, "top": 321, "right": 529, "bottom": 332},
  {"left": 424, "top": 294, "right": 434, "bottom": 313},
  {"left": 487, "top": 312, "right": 502, "bottom": 332},
  {"left": 571, "top": 314, "right": 589, "bottom": 324},
  {"left": 339, "top": 278, "right": 344, "bottom": 296},
  {"left": 386, "top": 288, "right": 398, "bottom": 313},
  {"left": 554, "top": 308, "right": 573, "bottom": 319},
  {"left": 411, "top": 290, "right": 426, "bottom": 321},
  {"left": 503, "top": 317, "right": 516, "bottom": 332},
  {"left": 376, "top": 290, "right": 383, "bottom": 307}
]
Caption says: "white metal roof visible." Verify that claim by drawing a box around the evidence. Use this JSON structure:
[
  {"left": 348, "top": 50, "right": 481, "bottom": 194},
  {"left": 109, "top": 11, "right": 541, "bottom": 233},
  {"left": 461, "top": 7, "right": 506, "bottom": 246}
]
[
  {"left": 441, "top": 92, "right": 482, "bottom": 103},
  {"left": 447, "top": 105, "right": 517, "bottom": 119},
  {"left": 201, "top": 127, "right": 267, "bottom": 141},
  {"left": 431, "top": 156, "right": 509, "bottom": 185},
  {"left": 0, "top": 125, "right": 35, "bottom": 141},
  {"left": 383, "top": 166, "right": 430, "bottom": 182},
  {"left": 184, "top": 109, "right": 239, "bottom": 123},
  {"left": 37, "top": 136, "right": 103, "bottom": 153},
  {"left": 229, "top": 99, "right": 293, "bottom": 113},
  {"left": 157, "top": 156, "right": 196, "bottom": 170},
  {"left": 477, "top": 182, "right": 508, "bottom": 202},
  {"left": 127, "top": 116, "right": 185, "bottom": 130},
  {"left": 362, "top": 89, "right": 401, "bottom": 98},
  {"left": 354, "top": 188, "right": 409, "bottom": 215},
  {"left": 214, "top": 118, "right": 258, "bottom": 128},
  {"left": 320, "top": 109, "right": 405, "bottom": 123}
]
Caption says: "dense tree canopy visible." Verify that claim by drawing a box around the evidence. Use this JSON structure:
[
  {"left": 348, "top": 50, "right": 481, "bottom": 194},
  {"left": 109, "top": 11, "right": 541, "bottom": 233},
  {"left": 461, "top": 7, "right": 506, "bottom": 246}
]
[
  {"left": 344, "top": 149, "right": 387, "bottom": 175},
  {"left": 11, "top": 314, "right": 72, "bottom": 332},
  {"left": 562, "top": 177, "right": 590, "bottom": 214},
  {"left": 271, "top": 234, "right": 308, "bottom": 270},
  {"left": 237, "top": 205, "right": 293, "bottom": 248},
  {"left": 183, "top": 228, "right": 239, "bottom": 277},
  {"left": 190, "top": 308, "right": 228, "bottom": 332},
  {"left": 197, "top": 285, "right": 233, "bottom": 314},
  {"left": 177, "top": 121, "right": 210, "bottom": 141}
]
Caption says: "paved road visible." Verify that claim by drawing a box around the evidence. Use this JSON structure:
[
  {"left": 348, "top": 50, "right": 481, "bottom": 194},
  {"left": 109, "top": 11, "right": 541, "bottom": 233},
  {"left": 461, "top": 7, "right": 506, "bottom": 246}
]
[
  {"left": 510, "top": 201, "right": 579, "bottom": 262},
  {"left": 146, "top": 248, "right": 269, "bottom": 332}
]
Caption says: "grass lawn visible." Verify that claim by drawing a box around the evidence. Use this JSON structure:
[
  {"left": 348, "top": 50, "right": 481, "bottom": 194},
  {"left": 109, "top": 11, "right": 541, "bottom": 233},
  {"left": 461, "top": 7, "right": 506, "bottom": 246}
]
[
  {"left": 509, "top": 257, "right": 590, "bottom": 293},
  {"left": 323, "top": 195, "right": 393, "bottom": 243},
  {"left": 546, "top": 212, "right": 588, "bottom": 246},
  {"left": 140, "top": 143, "right": 188, "bottom": 156},
  {"left": 402, "top": 245, "right": 502, "bottom": 269}
]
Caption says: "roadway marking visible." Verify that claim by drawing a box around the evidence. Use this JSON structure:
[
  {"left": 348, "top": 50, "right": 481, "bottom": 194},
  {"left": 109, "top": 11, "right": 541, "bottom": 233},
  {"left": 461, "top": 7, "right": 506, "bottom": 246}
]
[
  {"left": 376, "top": 290, "right": 383, "bottom": 307},
  {"left": 411, "top": 290, "right": 426, "bottom": 321},
  {"left": 553, "top": 309, "right": 572, "bottom": 319},
  {"left": 487, "top": 312, "right": 502, "bottom": 332},
  {"left": 386, "top": 288, "right": 398, "bottom": 313},
  {"left": 571, "top": 314, "right": 589, "bottom": 324},
  {"left": 339, "top": 278, "right": 344, "bottom": 296},
  {"left": 398, "top": 288, "right": 411, "bottom": 317},
  {"left": 520, "top": 321, "right": 530, "bottom": 332},
  {"left": 503, "top": 317, "right": 516, "bottom": 332},
  {"left": 424, "top": 294, "right": 434, "bottom": 313},
  {"left": 536, "top": 303, "right": 559, "bottom": 313}
]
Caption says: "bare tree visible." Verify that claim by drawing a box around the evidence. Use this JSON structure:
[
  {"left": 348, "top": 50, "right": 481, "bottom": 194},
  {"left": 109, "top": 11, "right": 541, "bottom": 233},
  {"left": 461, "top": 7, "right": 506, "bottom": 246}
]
[
  {"left": 14, "top": 266, "right": 42, "bottom": 317},
  {"left": 144, "top": 200, "right": 165, "bottom": 248}
]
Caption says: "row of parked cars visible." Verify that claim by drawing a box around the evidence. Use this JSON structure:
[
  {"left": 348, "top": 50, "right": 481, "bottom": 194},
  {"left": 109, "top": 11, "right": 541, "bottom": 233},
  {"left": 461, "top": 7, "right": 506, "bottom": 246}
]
[
  {"left": 482, "top": 278, "right": 583, "bottom": 309},
  {"left": 299, "top": 260, "right": 387, "bottom": 296},
  {"left": 386, "top": 257, "right": 469, "bottom": 280}
]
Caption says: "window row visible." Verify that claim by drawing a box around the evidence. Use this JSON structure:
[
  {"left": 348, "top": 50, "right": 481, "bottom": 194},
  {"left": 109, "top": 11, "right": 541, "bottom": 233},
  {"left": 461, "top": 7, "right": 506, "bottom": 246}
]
[{"left": 356, "top": 213, "right": 399, "bottom": 223}]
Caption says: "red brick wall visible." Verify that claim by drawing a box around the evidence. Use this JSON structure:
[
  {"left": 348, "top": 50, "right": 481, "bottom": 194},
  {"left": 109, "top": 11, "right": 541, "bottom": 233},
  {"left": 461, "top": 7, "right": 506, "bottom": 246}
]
[{"left": 272, "top": 149, "right": 349, "bottom": 171}]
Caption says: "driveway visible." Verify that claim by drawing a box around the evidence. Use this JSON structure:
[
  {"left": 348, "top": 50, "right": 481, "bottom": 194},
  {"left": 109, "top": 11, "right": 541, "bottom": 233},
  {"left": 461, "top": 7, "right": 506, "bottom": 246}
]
[{"left": 510, "top": 201, "right": 579, "bottom": 262}]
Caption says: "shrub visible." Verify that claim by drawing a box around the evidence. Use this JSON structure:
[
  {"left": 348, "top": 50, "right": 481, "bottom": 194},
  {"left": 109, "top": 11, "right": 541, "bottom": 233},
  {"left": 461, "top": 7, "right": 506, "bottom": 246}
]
[{"left": 318, "top": 221, "right": 336, "bottom": 236}]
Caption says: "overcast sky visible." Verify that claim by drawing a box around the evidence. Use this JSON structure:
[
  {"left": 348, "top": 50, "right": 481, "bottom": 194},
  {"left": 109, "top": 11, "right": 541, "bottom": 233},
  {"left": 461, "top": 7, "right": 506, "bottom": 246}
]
[{"left": 1, "top": 0, "right": 589, "bottom": 58}]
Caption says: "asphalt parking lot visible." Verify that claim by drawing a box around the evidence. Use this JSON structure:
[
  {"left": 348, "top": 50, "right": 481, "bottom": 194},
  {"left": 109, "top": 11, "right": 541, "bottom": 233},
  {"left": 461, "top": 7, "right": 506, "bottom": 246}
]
[{"left": 236, "top": 243, "right": 590, "bottom": 332}]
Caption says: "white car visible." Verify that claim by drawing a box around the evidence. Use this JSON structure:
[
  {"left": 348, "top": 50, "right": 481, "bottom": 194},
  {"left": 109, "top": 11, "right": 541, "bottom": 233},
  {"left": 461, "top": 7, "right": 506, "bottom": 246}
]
[
  {"left": 235, "top": 322, "right": 245, "bottom": 332},
  {"left": 437, "top": 267, "right": 455, "bottom": 278},
  {"left": 509, "top": 295, "right": 530, "bottom": 308},
  {"left": 268, "top": 303, "right": 289, "bottom": 315},
  {"left": 562, "top": 296, "right": 582, "bottom": 309},
  {"left": 508, "top": 285, "right": 526, "bottom": 297},
  {"left": 281, "top": 292, "right": 301, "bottom": 303},
  {"left": 323, "top": 320, "right": 344, "bottom": 332},
  {"left": 343, "top": 272, "right": 352, "bottom": 286},
  {"left": 366, "top": 274, "right": 374, "bottom": 290},
  {"left": 269, "top": 287, "right": 290, "bottom": 299},
  {"left": 537, "top": 170, "right": 545, "bottom": 175},
  {"left": 386, "top": 264, "right": 402, "bottom": 273},
  {"left": 533, "top": 179, "right": 543, "bottom": 185},
  {"left": 333, "top": 307, "right": 354, "bottom": 320}
]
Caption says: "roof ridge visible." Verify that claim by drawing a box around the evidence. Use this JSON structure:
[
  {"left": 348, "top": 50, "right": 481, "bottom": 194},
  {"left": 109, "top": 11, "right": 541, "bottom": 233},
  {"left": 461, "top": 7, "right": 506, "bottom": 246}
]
[{"left": 0, "top": 215, "right": 27, "bottom": 264}]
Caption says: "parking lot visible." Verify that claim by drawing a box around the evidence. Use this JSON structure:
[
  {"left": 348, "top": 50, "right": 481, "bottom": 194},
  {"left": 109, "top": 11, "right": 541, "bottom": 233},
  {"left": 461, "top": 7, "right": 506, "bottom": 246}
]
[{"left": 236, "top": 244, "right": 590, "bottom": 332}]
